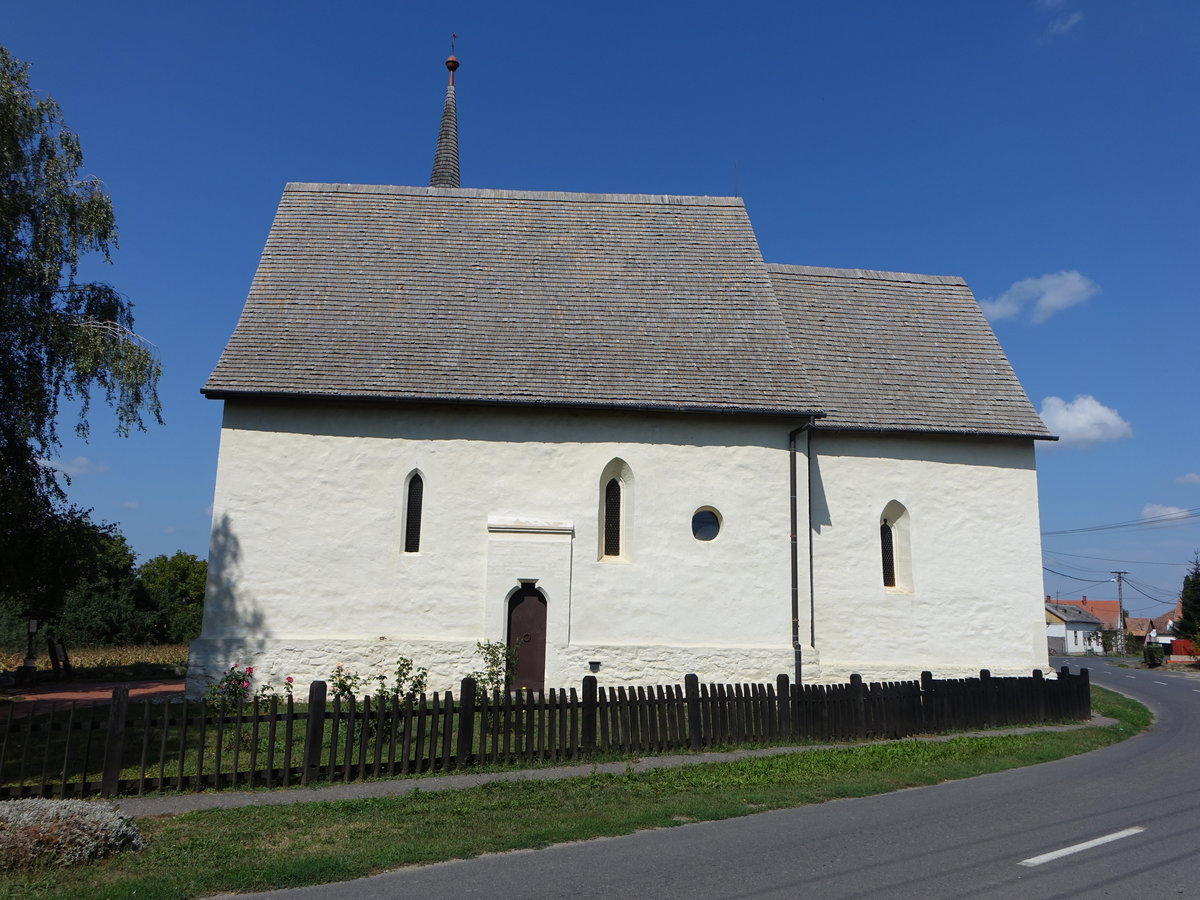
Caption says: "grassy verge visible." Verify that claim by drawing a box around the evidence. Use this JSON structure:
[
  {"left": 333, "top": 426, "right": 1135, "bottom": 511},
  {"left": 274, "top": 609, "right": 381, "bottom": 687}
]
[{"left": 0, "top": 685, "right": 1149, "bottom": 900}]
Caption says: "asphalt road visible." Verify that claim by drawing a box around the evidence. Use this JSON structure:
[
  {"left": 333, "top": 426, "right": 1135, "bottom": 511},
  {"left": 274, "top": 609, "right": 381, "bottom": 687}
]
[{"left": 247, "top": 659, "right": 1200, "bottom": 899}]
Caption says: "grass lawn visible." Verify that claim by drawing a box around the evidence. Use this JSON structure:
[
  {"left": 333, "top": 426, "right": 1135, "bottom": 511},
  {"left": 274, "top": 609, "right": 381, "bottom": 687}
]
[{"left": 0, "top": 685, "right": 1149, "bottom": 900}]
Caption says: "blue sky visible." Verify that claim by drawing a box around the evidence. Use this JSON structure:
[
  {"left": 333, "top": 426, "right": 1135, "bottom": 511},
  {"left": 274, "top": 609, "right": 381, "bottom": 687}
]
[{"left": 4, "top": 1, "right": 1197, "bottom": 617}]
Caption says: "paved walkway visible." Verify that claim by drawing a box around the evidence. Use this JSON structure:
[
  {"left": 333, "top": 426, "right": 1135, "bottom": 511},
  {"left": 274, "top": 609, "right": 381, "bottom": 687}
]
[{"left": 110, "top": 715, "right": 1114, "bottom": 819}]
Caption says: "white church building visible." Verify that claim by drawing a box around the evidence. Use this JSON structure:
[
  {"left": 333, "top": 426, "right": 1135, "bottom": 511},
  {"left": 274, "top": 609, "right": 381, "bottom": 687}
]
[{"left": 188, "top": 56, "right": 1053, "bottom": 695}]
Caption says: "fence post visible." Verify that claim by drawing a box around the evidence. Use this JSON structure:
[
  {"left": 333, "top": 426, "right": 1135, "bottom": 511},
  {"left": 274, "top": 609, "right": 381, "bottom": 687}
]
[
  {"left": 979, "top": 669, "right": 992, "bottom": 727},
  {"left": 100, "top": 686, "right": 129, "bottom": 798},
  {"left": 684, "top": 674, "right": 702, "bottom": 751},
  {"left": 920, "top": 670, "right": 934, "bottom": 731},
  {"left": 1078, "top": 666, "right": 1091, "bottom": 719},
  {"left": 581, "top": 675, "right": 597, "bottom": 755},
  {"left": 1032, "top": 669, "right": 1045, "bottom": 722},
  {"left": 302, "top": 680, "right": 328, "bottom": 786},
  {"left": 457, "top": 677, "right": 477, "bottom": 768},
  {"left": 849, "top": 674, "right": 866, "bottom": 738},
  {"left": 776, "top": 673, "right": 791, "bottom": 738}
]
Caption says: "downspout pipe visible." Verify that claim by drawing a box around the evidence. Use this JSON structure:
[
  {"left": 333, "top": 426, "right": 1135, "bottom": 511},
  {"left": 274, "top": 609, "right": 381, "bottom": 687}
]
[{"left": 789, "top": 417, "right": 818, "bottom": 685}]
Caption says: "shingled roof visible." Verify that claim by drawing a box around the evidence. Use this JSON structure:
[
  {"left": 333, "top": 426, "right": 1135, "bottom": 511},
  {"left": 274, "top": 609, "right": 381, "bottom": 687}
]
[
  {"left": 1046, "top": 603, "right": 1104, "bottom": 627},
  {"left": 204, "top": 182, "right": 1050, "bottom": 439},
  {"left": 769, "top": 265, "right": 1051, "bottom": 437},
  {"left": 204, "top": 184, "right": 823, "bottom": 417}
]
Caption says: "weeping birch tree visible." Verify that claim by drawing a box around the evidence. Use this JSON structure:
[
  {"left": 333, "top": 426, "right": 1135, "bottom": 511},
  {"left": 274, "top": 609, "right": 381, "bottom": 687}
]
[{"left": 0, "top": 45, "right": 161, "bottom": 613}]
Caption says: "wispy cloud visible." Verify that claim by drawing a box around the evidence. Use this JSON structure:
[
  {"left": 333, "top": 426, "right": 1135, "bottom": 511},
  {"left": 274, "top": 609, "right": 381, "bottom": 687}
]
[
  {"left": 40, "top": 455, "right": 109, "bottom": 477},
  {"left": 163, "top": 526, "right": 177, "bottom": 535},
  {"left": 1035, "top": 0, "right": 1084, "bottom": 38},
  {"left": 1048, "top": 11, "right": 1084, "bottom": 35},
  {"left": 1142, "top": 503, "right": 1189, "bottom": 522},
  {"left": 122, "top": 500, "right": 140, "bottom": 510},
  {"left": 1039, "top": 395, "right": 1132, "bottom": 448},
  {"left": 980, "top": 270, "right": 1098, "bottom": 324},
  {"left": 1177, "top": 473, "right": 1200, "bottom": 485}
]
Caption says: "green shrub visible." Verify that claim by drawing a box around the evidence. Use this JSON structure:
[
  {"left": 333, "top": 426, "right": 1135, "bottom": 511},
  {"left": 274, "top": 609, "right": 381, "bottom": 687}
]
[{"left": 0, "top": 799, "right": 143, "bottom": 869}]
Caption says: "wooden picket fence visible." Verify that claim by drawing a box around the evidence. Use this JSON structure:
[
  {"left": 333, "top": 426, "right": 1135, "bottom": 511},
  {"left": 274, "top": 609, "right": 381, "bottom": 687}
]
[{"left": 0, "top": 666, "right": 1090, "bottom": 800}]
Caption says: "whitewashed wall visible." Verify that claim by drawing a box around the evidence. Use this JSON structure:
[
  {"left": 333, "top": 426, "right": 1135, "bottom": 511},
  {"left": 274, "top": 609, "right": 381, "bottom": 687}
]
[
  {"left": 190, "top": 404, "right": 1049, "bottom": 697},
  {"left": 807, "top": 432, "right": 1048, "bottom": 681},
  {"left": 189, "top": 402, "right": 812, "bottom": 695}
]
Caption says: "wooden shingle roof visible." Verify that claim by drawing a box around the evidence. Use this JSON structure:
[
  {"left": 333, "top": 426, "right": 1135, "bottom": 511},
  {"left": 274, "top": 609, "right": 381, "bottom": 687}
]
[
  {"left": 204, "top": 183, "right": 1050, "bottom": 439},
  {"left": 768, "top": 265, "right": 1051, "bottom": 437}
]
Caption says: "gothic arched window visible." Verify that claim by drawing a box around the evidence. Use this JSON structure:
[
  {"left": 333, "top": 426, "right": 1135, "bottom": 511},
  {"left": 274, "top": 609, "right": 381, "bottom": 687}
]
[
  {"left": 404, "top": 472, "right": 424, "bottom": 554},
  {"left": 603, "top": 478, "right": 621, "bottom": 557}
]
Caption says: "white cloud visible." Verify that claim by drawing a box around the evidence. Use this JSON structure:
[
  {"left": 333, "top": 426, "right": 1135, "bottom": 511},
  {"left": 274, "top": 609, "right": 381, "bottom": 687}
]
[
  {"left": 40, "top": 455, "right": 109, "bottom": 477},
  {"left": 980, "top": 270, "right": 1098, "bottom": 324},
  {"left": 1048, "top": 11, "right": 1084, "bottom": 34},
  {"left": 163, "top": 526, "right": 177, "bottom": 535},
  {"left": 1176, "top": 473, "right": 1200, "bottom": 485},
  {"left": 122, "top": 500, "right": 140, "bottom": 510},
  {"left": 1039, "top": 395, "right": 1132, "bottom": 448},
  {"left": 1142, "top": 503, "right": 1188, "bottom": 522}
]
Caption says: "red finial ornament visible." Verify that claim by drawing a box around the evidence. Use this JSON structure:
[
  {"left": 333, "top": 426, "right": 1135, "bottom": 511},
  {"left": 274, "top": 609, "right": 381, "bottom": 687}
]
[{"left": 445, "top": 33, "right": 459, "bottom": 85}]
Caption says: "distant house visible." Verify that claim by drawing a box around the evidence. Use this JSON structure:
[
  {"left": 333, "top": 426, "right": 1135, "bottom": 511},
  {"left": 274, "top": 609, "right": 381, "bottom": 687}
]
[
  {"left": 1127, "top": 601, "right": 1184, "bottom": 656},
  {"left": 1046, "top": 603, "right": 1104, "bottom": 656},
  {"left": 1047, "top": 595, "right": 1122, "bottom": 632}
]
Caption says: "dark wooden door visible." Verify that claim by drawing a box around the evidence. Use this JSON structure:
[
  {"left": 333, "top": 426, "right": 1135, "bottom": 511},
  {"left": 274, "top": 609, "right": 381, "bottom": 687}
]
[{"left": 508, "top": 586, "right": 547, "bottom": 691}]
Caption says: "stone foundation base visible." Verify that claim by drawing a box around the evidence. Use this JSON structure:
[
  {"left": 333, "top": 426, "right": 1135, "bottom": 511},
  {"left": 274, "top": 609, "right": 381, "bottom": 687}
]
[{"left": 186, "top": 636, "right": 823, "bottom": 699}]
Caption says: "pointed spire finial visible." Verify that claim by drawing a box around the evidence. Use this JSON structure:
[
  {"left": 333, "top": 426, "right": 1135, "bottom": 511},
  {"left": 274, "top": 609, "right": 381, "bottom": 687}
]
[
  {"left": 446, "top": 33, "right": 460, "bottom": 86},
  {"left": 429, "top": 42, "right": 461, "bottom": 189}
]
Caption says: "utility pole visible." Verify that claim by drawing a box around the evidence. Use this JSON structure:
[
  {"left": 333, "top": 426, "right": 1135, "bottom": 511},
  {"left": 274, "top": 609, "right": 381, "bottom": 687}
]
[{"left": 1111, "top": 571, "right": 1127, "bottom": 634}]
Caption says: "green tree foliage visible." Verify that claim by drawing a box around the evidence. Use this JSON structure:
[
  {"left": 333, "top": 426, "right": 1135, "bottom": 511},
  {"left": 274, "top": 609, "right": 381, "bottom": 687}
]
[
  {"left": 47, "top": 525, "right": 148, "bottom": 647},
  {"left": 0, "top": 45, "right": 161, "bottom": 609},
  {"left": 137, "top": 551, "right": 207, "bottom": 642},
  {"left": 1175, "top": 552, "right": 1200, "bottom": 642}
]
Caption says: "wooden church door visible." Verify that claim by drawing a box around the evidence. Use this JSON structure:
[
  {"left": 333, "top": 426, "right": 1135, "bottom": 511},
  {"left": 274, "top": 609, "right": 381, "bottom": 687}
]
[{"left": 507, "top": 585, "right": 547, "bottom": 691}]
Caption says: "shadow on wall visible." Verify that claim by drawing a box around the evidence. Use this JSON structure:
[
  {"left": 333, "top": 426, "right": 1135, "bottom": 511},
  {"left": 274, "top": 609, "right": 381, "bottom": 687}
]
[
  {"left": 199, "top": 512, "right": 267, "bottom": 650},
  {"left": 809, "top": 454, "right": 832, "bottom": 535}
]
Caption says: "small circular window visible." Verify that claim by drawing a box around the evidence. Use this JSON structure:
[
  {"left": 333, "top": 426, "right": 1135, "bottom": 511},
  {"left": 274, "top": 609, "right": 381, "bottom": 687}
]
[{"left": 691, "top": 508, "right": 721, "bottom": 541}]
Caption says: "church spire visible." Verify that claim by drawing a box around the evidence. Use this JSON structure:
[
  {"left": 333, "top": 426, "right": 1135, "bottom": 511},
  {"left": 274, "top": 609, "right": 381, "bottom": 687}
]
[{"left": 429, "top": 50, "right": 460, "bottom": 188}]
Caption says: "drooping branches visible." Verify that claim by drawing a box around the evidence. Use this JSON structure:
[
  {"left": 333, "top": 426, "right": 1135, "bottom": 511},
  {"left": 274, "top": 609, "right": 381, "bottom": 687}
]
[{"left": 0, "top": 45, "right": 162, "bottom": 608}]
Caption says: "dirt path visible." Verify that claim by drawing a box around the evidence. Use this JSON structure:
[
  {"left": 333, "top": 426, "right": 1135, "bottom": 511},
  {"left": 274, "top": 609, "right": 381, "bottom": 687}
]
[{"left": 2, "top": 679, "right": 185, "bottom": 718}]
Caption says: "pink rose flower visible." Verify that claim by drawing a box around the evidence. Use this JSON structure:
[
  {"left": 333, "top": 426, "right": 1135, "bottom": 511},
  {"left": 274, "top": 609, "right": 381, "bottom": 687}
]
[
  {"left": 242, "top": 681, "right": 250, "bottom": 688},
  {"left": 245, "top": 667, "right": 254, "bottom": 674},
  {"left": 286, "top": 676, "right": 294, "bottom": 683}
]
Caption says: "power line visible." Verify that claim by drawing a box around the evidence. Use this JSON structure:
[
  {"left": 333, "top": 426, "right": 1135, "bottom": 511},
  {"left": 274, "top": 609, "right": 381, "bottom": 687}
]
[
  {"left": 1042, "top": 506, "right": 1200, "bottom": 536},
  {"left": 1042, "top": 567, "right": 1116, "bottom": 584},
  {"left": 1042, "top": 550, "right": 1192, "bottom": 567},
  {"left": 1121, "top": 579, "right": 1178, "bottom": 606}
]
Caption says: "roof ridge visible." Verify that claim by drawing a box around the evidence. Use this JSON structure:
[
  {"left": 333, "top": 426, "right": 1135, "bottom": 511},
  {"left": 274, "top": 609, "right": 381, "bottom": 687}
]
[
  {"left": 282, "top": 182, "right": 746, "bottom": 207},
  {"left": 766, "top": 263, "right": 966, "bottom": 286}
]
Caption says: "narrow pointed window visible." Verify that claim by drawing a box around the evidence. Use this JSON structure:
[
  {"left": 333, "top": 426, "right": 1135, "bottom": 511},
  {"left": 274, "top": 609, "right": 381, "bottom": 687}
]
[
  {"left": 404, "top": 474, "right": 424, "bottom": 554},
  {"left": 880, "top": 520, "right": 896, "bottom": 587},
  {"left": 603, "top": 478, "right": 621, "bottom": 557}
]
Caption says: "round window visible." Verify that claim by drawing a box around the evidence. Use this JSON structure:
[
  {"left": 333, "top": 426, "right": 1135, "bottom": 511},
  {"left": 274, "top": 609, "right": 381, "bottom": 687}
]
[{"left": 691, "top": 508, "right": 721, "bottom": 541}]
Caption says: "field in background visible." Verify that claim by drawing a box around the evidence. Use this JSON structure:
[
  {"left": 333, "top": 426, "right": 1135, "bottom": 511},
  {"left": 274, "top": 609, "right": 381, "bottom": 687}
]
[{"left": 1, "top": 645, "right": 188, "bottom": 676}]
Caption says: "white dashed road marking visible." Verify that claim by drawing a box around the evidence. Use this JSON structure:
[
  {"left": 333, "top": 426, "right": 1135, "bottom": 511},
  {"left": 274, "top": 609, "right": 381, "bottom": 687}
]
[
  {"left": 1154, "top": 681, "right": 1167, "bottom": 685},
  {"left": 1019, "top": 828, "right": 1145, "bottom": 867}
]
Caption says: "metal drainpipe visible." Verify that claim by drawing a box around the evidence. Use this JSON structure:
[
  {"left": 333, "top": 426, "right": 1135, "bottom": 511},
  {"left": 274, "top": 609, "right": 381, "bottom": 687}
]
[{"left": 789, "top": 418, "right": 817, "bottom": 685}]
